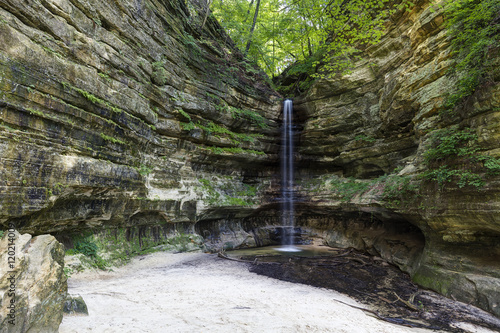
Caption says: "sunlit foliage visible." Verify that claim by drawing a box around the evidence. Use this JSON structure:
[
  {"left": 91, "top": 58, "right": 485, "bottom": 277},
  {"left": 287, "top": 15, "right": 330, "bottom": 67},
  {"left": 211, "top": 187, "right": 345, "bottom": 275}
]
[
  {"left": 211, "top": 0, "right": 415, "bottom": 78},
  {"left": 443, "top": 0, "right": 500, "bottom": 110}
]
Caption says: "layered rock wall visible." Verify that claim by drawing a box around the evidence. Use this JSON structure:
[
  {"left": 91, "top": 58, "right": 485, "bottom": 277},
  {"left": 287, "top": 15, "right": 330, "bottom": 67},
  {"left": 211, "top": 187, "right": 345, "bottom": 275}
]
[
  {"left": 293, "top": 0, "right": 500, "bottom": 317},
  {"left": 1, "top": 0, "right": 499, "bottom": 320},
  {"left": 0, "top": 0, "right": 281, "bottom": 236}
]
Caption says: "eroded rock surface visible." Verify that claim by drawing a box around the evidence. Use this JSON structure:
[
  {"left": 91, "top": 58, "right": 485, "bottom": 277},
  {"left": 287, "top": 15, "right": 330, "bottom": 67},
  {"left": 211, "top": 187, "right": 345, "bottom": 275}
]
[
  {"left": 0, "top": 231, "right": 67, "bottom": 332},
  {"left": 1, "top": 0, "right": 499, "bottom": 321}
]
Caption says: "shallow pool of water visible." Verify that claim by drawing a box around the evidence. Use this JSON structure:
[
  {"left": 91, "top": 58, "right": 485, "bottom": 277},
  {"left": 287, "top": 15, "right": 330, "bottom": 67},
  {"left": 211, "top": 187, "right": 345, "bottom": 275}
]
[{"left": 227, "top": 244, "right": 347, "bottom": 258}]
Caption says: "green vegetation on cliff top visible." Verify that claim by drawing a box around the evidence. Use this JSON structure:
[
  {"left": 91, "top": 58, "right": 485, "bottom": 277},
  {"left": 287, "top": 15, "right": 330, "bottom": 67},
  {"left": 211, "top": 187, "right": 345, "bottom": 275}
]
[
  {"left": 443, "top": 0, "right": 500, "bottom": 111},
  {"left": 212, "top": 0, "right": 498, "bottom": 101},
  {"left": 211, "top": 0, "right": 415, "bottom": 78}
]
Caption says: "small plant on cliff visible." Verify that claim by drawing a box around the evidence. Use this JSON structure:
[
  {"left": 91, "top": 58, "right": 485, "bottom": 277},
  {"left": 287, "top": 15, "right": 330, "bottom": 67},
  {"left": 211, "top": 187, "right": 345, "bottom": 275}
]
[
  {"left": 74, "top": 238, "right": 98, "bottom": 257},
  {"left": 98, "top": 72, "right": 111, "bottom": 82},
  {"left": 62, "top": 82, "right": 123, "bottom": 114},
  {"left": 329, "top": 172, "right": 419, "bottom": 205},
  {"left": 176, "top": 109, "right": 191, "bottom": 121},
  {"left": 198, "top": 178, "right": 258, "bottom": 206},
  {"left": 375, "top": 173, "right": 420, "bottom": 206},
  {"left": 354, "top": 134, "right": 376, "bottom": 143},
  {"left": 229, "top": 107, "right": 269, "bottom": 129},
  {"left": 135, "top": 164, "right": 153, "bottom": 176},
  {"left": 422, "top": 126, "right": 500, "bottom": 188},
  {"left": 181, "top": 121, "right": 196, "bottom": 131},
  {"left": 152, "top": 61, "right": 168, "bottom": 86},
  {"left": 100, "top": 133, "right": 126, "bottom": 145},
  {"left": 199, "top": 178, "right": 221, "bottom": 205},
  {"left": 205, "top": 146, "right": 265, "bottom": 155},
  {"left": 197, "top": 121, "right": 257, "bottom": 144},
  {"left": 67, "top": 234, "right": 110, "bottom": 270},
  {"left": 329, "top": 176, "right": 372, "bottom": 201},
  {"left": 443, "top": 0, "right": 500, "bottom": 111}
]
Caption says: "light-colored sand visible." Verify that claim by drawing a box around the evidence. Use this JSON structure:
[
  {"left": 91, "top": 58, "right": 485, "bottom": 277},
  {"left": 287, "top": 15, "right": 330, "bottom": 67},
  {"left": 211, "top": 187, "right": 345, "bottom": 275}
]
[{"left": 59, "top": 252, "right": 442, "bottom": 333}]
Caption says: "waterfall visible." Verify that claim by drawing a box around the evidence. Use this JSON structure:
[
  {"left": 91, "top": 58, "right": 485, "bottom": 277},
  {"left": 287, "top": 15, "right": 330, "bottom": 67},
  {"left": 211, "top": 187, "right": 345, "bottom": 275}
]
[{"left": 279, "top": 99, "right": 299, "bottom": 251}]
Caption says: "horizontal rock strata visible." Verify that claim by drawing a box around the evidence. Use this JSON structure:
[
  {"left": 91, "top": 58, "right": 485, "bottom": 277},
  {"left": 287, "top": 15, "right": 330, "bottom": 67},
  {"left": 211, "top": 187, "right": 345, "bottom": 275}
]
[
  {"left": 1, "top": 0, "right": 499, "bottom": 320},
  {"left": 291, "top": 0, "right": 500, "bottom": 317},
  {"left": 0, "top": 0, "right": 281, "bottom": 236}
]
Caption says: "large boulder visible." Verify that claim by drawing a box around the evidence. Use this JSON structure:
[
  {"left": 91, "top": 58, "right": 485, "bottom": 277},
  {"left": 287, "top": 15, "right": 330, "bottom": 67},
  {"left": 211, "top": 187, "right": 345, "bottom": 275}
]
[{"left": 0, "top": 230, "right": 67, "bottom": 333}]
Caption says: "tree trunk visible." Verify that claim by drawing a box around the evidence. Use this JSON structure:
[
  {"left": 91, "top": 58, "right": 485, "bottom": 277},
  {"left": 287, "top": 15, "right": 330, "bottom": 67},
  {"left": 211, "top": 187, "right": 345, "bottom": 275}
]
[
  {"left": 243, "top": 0, "right": 255, "bottom": 23},
  {"left": 200, "top": 0, "right": 213, "bottom": 32},
  {"left": 244, "top": 0, "right": 261, "bottom": 56}
]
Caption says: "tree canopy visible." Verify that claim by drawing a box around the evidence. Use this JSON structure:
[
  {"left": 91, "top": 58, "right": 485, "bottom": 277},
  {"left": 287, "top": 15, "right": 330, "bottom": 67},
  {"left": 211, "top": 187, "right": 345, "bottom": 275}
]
[{"left": 210, "top": 0, "right": 415, "bottom": 78}]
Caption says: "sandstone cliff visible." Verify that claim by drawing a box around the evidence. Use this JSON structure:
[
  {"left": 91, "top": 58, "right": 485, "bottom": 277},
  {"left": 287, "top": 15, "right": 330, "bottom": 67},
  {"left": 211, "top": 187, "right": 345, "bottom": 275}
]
[
  {"left": 1, "top": 0, "right": 499, "bottom": 321},
  {"left": 0, "top": 0, "right": 281, "bottom": 239},
  {"left": 292, "top": 0, "right": 500, "bottom": 318},
  {"left": 0, "top": 231, "right": 67, "bottom": 332}
]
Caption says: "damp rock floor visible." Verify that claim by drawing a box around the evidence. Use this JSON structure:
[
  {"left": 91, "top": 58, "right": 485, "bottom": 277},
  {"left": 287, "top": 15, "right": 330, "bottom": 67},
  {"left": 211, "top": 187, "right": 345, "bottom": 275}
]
[{"left": 60, "top": 247, "right": 500, "bottom": 333}]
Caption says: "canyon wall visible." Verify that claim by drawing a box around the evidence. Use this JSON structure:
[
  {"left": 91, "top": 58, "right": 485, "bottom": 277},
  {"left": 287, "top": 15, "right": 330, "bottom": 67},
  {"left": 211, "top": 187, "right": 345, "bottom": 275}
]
[
  {"left": 0, "top": 0, "right": 281, "bottom": 241},
  {"left": 0, "top": 0, "right": 499, "bottom": 319},
  {"left": 293, "top": 0, "right": 500, "bottom": 317}
]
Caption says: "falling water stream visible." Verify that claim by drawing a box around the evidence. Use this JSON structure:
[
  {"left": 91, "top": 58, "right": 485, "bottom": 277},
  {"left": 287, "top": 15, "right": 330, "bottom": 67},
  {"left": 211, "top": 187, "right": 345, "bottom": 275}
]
[
  {"left": 224, "top": 102, "right": 500, "bottom": 333},
  {"left": 278, "top": 99, "right": 300, "bottom": 252}
]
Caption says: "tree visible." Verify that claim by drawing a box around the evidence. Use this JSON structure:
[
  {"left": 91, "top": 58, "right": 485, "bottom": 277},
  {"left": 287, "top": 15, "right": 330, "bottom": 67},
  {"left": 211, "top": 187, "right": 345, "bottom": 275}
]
[
  {"left": 244, "top": 0, "right": 261, "bottom": 55},
  {"left": 211, "top": 0, "right": 415, "bottom": 78}
]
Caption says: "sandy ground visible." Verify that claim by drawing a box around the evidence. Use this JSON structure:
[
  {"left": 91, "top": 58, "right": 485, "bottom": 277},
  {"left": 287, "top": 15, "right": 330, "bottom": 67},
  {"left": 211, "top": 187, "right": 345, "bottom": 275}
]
[{"left": 59, "top": 252, "right": 445, "bottom": 333}]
